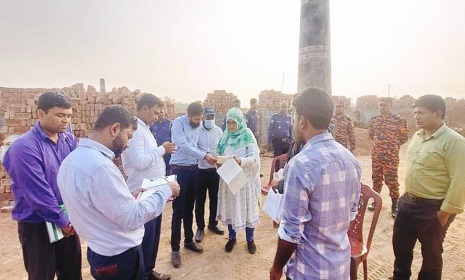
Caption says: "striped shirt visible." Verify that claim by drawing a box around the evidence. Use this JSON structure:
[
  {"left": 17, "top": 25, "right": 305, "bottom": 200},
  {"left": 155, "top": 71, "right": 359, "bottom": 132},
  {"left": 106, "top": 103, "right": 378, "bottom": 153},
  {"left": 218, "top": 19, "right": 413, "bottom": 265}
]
[{"left": 278, "top": 132, "right": 362, "bottom": 280}]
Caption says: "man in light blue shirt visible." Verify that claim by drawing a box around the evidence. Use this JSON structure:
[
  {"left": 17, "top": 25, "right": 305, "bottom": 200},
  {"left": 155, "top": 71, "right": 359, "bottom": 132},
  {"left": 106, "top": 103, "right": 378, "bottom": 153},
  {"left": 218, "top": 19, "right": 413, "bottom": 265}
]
[
  {"left": 169, "top": 101, "right": 216, "bottom": 268},
  {"left": 58, "top": 106, "right": 180, "bottom": 280},
  {"left": 270, "top": 88, "right": 362, "bottom": 280},
  {"left": 194, "top": 106, "right": 224, "bottom": 243}
]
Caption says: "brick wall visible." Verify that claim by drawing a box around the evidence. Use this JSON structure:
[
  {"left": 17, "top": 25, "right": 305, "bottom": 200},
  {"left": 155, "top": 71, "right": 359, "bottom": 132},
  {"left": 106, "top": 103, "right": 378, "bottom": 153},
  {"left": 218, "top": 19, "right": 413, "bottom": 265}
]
[{"left": 0, "top": 84, "right": 175, "bottom": 204}]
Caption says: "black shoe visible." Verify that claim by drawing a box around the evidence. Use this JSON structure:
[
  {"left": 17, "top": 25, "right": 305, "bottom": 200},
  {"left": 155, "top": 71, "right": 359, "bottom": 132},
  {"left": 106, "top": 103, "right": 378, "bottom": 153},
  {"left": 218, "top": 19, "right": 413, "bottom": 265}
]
[
  {"left": 391, "top": 198, "right": 398, "bottom": 219},
  {"left": 247, "top": 240, "right": 256, "bottom": 254},
  {"left": 171, "top": 251, "right": 181, "bottom": 268},
  {"left": 184, "top": 241, "right": 204, "bottom": 253},
  {"left": 195, "top": 229, "right": 204, "bottom": 243},
  {"left": 208, "top": 224, "right": 225, "bottom": 235},
  {"left": 225, "top": 238, "right": 236, "bottom": 253},
  {"left": 368, "top": 202, "right": 376, "bottom": 211}
]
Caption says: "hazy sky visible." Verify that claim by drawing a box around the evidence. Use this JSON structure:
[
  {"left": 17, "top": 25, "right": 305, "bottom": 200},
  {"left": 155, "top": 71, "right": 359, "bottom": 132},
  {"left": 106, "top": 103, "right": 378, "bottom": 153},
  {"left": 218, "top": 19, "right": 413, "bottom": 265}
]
[{"left": 1, "top": 0, "right": 464, "bottom": 105}]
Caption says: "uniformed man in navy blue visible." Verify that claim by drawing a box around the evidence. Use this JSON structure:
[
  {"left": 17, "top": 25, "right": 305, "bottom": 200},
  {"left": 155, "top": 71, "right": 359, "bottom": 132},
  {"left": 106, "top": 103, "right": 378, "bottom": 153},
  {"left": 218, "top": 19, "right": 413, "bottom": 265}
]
[
  {"left": 150, "top": 108, "right": 172, "bottom": 175},
  {"left": 245, "top": 98, "right": 260, "bottom": 143},
  {"left": 268, "top": 101, "right": 292, "bottom": 157}
]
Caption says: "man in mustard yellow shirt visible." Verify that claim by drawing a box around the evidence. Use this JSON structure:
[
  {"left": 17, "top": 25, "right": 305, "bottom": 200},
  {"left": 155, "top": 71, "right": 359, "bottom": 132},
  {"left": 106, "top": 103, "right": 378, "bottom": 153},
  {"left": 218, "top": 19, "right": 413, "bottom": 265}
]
[{"left": 391, "top": 95, "right": 465, "bottom": 280}]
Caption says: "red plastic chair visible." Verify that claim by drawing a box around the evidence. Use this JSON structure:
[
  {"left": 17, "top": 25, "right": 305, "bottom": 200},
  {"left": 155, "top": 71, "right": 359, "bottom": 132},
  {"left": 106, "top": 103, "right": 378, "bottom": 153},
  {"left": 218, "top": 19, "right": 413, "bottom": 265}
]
[
  {"left": 261, "top": 154, "right": 288, "bottom": 195},
  {"left": 348, "top": 183, "right": 382, "bottom": 280}
]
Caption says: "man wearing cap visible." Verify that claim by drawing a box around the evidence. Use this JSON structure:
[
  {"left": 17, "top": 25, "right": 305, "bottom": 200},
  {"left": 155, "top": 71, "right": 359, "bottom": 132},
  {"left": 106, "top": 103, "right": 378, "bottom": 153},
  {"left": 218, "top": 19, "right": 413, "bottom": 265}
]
[
  {"left": 368, "top": 97, "right": 409, "bottom": 218},
  {"left": 194, "top": 106, "right": 224, "bottom": 243},
  {"left": 245, "top": 98, "right": 260, "bottom": 143},
  {"left": 150, "top": 108, "right": 172, "bottom": 175},
  {"left": 268, "top": 101, "right": 292, "bottom": 157},
  {"left": 330, "top": 100, "right": 356, "bottom": 152}
]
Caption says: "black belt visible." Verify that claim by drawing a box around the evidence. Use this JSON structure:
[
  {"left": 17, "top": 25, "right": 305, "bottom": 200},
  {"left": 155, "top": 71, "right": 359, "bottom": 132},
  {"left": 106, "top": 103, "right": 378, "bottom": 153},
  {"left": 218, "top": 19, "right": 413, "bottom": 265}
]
[
  {"left": 171, "top": 165, "right": 198, "bottom": 171},
  {"left": 404, "top": 193, "right": 443, "bottom": 205},
  {"left": 199, "top": 168, "right": 217, "bottom": 172}
]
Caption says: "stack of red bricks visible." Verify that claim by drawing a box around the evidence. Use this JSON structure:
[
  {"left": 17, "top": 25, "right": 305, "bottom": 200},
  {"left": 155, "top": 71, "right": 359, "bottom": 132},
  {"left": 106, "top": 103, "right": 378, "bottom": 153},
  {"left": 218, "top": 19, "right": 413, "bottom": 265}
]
[
  {"left": 355, "top": 95, "right": 380, "bottom": 109},
  {"left": 203, "top": 90, "right": 238, "bottom": 114},
  {"left": 332, "top": 95, "right": 352, "bottom": 109},
  {"left": 258, "top": 90, "right": 294, "bottom": 111},
  {"left": 0, "top": 84, "right": 169, "bottom": 205}
]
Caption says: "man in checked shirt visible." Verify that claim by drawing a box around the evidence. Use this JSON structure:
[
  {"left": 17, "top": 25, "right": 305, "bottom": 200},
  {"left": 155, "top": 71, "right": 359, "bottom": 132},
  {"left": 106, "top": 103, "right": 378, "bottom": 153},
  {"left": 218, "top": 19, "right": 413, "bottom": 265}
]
[{"left": 270, "top": 88, "right": 362, "bottom": 280}]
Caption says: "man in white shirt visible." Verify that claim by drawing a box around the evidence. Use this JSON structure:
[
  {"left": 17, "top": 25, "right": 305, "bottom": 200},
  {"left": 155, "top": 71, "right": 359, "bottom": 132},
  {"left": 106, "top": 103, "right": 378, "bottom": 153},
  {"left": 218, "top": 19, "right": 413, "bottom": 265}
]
[
  {"left": 57, "top": 105, "right": 180, "bottom": 280},
  {"left": 194, "top": 106, "right": 224, "bottom": 243},
  {"left": 122, "top": 94, "right": 176, "bottom": 280}
]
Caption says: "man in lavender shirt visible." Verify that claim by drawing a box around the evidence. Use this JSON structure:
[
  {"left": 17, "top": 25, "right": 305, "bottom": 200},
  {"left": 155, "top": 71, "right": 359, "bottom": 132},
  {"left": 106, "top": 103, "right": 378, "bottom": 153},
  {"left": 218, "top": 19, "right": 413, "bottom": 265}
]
[
  {"left": 270, "top": 88, "right": 362, "bottom": 280},
  {"left": 3, "top": 92, "right": 82, "bottom": 280}
]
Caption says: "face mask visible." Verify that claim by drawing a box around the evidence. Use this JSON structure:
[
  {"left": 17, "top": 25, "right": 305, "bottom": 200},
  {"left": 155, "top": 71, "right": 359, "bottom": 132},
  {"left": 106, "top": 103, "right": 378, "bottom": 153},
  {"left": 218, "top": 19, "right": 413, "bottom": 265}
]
[{"left": 203, "top": 119, "right": 214, "bottom": 130}]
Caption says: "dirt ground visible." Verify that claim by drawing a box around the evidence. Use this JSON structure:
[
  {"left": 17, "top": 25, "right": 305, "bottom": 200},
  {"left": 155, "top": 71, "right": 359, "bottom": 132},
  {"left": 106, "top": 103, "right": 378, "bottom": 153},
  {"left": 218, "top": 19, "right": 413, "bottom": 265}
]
[{"left": 1, "top": 138, "right": 465, "bottom": 279}]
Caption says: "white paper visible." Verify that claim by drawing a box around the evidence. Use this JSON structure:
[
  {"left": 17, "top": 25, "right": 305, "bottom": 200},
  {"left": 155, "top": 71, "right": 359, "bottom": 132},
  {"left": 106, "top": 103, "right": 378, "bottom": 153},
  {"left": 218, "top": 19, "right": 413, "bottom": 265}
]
[
  {"left": 263, "top": 189, "right": 284, "bottom": 223},
  {"left": 216, "top": 158, "right": 247, "bottom": 195},
  {"left": 137, "top": 175, "right": 176, "bottom": 201},
  {"left": 46, "top": 222, "right": 64, "bottom": 243}
]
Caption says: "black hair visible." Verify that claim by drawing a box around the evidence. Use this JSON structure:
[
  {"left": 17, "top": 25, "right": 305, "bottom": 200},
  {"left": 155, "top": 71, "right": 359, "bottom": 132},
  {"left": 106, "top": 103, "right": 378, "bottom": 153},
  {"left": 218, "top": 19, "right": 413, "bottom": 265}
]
[
  {"left": 37, "top": 92, "right": 71, "bottom": 113},
  {"left": 250, "top": 98, "right": 257, "bottom": 105},
  {"left": 187, "top": 101, "right": 203, "bottom": 116},
  {"left": 413, "top": 94, "right": 446, "bottom": 119},
  {"left": 93, "top": 105, "right": 138, "bottom": 131},
  {"left": 137, "top": 94, "right": 164, "bottom": 111},
  {"left": 292, "top": 88, "right": 333, "bottom": 130}
]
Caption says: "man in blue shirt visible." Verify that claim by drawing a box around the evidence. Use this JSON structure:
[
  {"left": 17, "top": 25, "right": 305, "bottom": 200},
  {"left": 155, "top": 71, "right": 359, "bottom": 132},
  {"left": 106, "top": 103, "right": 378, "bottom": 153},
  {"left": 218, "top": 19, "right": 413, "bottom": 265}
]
[
  {"left": 4, "top": 92, "right": 82, "bottom": 280},
  {"left": 268, "top": 101, "right": 292, "bottom": 157},
  {"left": 151, "top": 108, "right": 172, "bottom": 175},
  {"left": 270, "top": 88, "right": 362, "bottom": 280},
  {"left": 245, "top": 98, "right": 259, "bottom": 143},
  {"left": 169, "top": 101, "right": 217, "bottom": 268}
]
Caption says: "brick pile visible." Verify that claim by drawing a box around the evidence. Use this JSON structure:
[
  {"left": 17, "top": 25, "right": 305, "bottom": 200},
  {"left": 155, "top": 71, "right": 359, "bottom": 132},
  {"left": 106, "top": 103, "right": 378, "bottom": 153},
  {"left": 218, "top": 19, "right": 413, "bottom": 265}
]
[
  {"left": 356, "top": 95, "right": 416, "bottom": 109},
  {"left": 203, "top": 90, "right": 238, "bottom": 113},
  {"left": 0, "top": 84, "right": 173, "bottom": 204},
  {"left": 258, "top": 90, "right": 294, "bottom": 111},
  {"left": 355, "top": 95, "right": 380, "bottom": 109},
  {"left": 332, "top": 95, "right": 352, "bottom": 108}
]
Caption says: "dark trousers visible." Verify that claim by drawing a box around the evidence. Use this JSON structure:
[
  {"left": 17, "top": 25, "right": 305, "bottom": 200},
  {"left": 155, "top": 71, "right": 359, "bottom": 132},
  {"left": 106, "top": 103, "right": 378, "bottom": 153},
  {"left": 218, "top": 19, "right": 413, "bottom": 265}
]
[
  {"left": 17, "top": 221, "right": 82, "bottom": 280},
  {"left": 392, "top": 194, "right": 456, "bottom": 280},
  {"left": 170, "top": 167, "right": 198, "bottom": 251},
  {"left": 141, "top": 215, "right": 162, "bottom": 279},
  {"left": 195, "top": 168, "right": 220, "bottom": 229},
  {"left": 273, "top": 139, "right": 290, "bottom": 157},
  {"left": 87, "top": 245, "right": 143, "bottom": 280},
  {"left": 164, "top": 154, "right": 171, "bottom": 176}
]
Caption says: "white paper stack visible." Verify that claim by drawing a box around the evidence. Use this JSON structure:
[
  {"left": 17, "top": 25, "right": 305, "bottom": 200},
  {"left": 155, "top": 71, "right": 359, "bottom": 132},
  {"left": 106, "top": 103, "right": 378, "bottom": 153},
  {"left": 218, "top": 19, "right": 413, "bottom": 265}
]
[
  {"left": 216, "top": 158, "right": 247, "bottom": 195},
  {"left": 137, "top": 175, "right": 176, "bottom": 201},
  {"left": 263, "top": 169, "right": 285, "bottom": 223}
]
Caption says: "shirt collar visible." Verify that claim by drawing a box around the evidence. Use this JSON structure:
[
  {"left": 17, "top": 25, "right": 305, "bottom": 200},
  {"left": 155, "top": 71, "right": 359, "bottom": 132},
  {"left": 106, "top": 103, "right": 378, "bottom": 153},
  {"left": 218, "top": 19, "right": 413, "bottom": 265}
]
[
  {"left": 417, "top": 123, "right": 447, "bottom": 140},
  {"left": 78, "top": 138, "right": 115, "bottom": 159},
  {"left": 302, "top": 132, "right": 334, "bottom": 150},
  {"left": 33, "top": 122, "right": 68, "bottom": 142},
  {"left": 135, "top": 117, "right": 150, "bottom": 128}
]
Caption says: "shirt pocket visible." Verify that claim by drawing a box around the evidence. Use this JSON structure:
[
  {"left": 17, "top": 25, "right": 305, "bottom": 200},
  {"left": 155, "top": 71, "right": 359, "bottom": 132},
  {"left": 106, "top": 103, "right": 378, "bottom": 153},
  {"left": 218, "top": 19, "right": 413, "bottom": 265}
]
[{"left": 416, "top": 150, "right": 443, "bottom": 169}]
